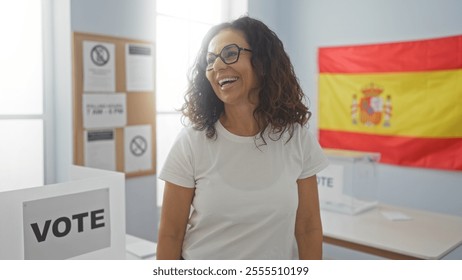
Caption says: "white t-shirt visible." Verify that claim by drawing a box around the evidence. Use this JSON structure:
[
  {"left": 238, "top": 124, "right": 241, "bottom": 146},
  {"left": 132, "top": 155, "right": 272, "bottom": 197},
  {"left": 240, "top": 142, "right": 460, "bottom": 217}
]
[{"left": 159, "top": 121, "right": 329, "bottom": 260}]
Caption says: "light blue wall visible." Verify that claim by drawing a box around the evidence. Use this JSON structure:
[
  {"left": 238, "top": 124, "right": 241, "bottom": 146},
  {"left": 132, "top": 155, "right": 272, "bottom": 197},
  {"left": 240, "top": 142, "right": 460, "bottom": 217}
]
[
  {"left": 71, "top": 0, "right": 155, "bottom": 41},
  {"left": 70, "top": 0, "right": 157, "bottom": 242},
  {"left": 249, "top": 0, "right": 462, "bottom": 259},
  {"left": 249, "top": 0, "right": 462, "bottom": 216}
]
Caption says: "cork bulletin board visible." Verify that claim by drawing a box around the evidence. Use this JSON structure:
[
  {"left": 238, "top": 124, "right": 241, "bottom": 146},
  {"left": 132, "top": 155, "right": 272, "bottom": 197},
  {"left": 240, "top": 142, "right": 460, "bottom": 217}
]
[{"left": 72, "top": 32, "right": 156, "bottom": 178}]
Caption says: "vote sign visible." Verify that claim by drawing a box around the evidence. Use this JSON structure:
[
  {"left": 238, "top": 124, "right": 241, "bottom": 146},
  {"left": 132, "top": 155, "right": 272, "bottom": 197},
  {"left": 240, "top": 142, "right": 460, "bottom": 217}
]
[
  {"left": 317, "top": 163, "right": 345, "bottom": 203},
  {"left": 22, "top": 188, "right": 111, "bottom": 259}
]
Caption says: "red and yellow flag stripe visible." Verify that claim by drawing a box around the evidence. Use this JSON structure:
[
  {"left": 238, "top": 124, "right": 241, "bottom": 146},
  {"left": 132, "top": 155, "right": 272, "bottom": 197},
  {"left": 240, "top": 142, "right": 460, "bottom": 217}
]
[
  {"left": 318, "top": 35, "right": 462, "bottom": 170},
  {"left": 319, "top": 35, "right": 462, "bottom": 73}
]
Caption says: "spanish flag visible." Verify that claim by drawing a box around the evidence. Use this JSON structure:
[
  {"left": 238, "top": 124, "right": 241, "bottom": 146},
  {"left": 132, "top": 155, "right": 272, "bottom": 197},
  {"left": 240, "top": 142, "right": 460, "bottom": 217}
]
[{"left": 318, "top": 35, "right": 462, "bottom": 171}]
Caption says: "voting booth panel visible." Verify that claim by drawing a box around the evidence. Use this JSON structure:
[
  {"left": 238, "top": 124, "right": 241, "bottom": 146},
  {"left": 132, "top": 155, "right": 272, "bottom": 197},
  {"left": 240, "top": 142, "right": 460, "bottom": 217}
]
[
  {"left": 317, "top": 149, "right": 380, "bottom": 215},
  {"left": 0, "top": 166, "right": 126, "bottom": 260}
]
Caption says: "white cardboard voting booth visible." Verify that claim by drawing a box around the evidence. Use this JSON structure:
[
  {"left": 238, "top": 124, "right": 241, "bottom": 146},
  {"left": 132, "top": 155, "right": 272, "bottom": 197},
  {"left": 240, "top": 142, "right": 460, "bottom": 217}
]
[
  {"left": 317, "top": 149, "right": 380, "bottom": 215},
  {"left": 0, "top": 166, "right": 126, "bottom": 260}
]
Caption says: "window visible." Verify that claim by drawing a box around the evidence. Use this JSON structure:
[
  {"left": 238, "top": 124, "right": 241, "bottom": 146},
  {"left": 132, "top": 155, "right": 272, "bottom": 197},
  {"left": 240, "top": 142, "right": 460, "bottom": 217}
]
[
  {"left": 156, "top": 0, "right": 247, "bottom": 206},
  {"left": 0, "top": 0, "right": 45, "bottom": 191}
]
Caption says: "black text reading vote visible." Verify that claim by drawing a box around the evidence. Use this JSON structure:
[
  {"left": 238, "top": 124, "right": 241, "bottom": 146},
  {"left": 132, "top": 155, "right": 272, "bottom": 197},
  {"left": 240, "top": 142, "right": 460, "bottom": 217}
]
[
  {"left": 317, "top": 176, "right": 334, "bottom": 188},
  {"left": 30, "top": 209, "right": 105, "bottom": 242}
]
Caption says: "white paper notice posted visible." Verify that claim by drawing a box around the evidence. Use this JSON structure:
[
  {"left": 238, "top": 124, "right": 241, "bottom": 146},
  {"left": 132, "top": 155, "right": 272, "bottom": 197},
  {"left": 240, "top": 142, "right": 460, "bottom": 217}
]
[
  {"left": 125, "top": 43, "right": 154, "bottom": 92},
  {"left": 124, "top": 125, "right": 152, "bottom": 173},
  {"left": 83, "top": 41, "right": 116, "bottom": 92},
  {"left": 82, "top": 93, "right": 127, "bottom": 129},
  {"left": 84, "top": 129, "right": 116, "bottom": 171}
]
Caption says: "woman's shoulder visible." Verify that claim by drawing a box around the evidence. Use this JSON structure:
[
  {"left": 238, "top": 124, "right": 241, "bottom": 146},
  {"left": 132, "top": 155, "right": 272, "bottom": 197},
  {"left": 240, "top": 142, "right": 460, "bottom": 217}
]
[
  {"left": 283, "top": 122, "right": 312, "bottom": 141},
  {"left": 262, "top": 122, "right": 311, "bottom": 146},
  {"left": 174, "top": 125, "right": 210, "bottom": 144},
  {"left": 296, "top": 123, "right": 319, "bottom": 143}
]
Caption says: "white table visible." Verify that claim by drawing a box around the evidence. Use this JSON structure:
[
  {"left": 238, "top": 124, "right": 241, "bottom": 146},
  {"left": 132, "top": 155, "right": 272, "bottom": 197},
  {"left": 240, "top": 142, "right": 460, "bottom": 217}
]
[
  {"left": 321, "top": 204, "right": 462, "bottom": 259},
  {"left": 125, "top": 234, "right": 157, "bottom": 260}
]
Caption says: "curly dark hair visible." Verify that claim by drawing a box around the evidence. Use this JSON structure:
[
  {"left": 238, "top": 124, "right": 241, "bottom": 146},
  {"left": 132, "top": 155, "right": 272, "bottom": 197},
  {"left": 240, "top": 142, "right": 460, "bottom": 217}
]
[{"left": 181, "top": 16, "right": 311, "bottom": 143}]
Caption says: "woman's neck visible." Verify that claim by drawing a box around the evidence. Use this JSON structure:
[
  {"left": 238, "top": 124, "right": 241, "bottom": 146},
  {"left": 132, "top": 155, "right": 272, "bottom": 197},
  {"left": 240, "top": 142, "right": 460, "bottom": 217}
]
[{"left": 220, "top": 107, "right": 260, "bottom": 136}]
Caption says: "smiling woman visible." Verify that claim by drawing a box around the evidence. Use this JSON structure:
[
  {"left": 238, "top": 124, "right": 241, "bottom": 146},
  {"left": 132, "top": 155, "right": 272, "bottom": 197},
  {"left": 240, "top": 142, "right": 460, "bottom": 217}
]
[
  {"left": 204, "top": 29, "right": 259, "bottom": 129},
  {"left": 156, "top": 16, "right": 328, "bottom": 260}
]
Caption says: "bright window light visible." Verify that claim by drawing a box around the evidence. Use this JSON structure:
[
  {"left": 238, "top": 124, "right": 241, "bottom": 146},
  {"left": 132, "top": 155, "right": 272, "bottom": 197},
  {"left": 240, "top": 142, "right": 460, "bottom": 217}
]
[
  {"left": 156, "top": 0, "right": 226, "bottom": 207},
  {"left": 155, "top": 0, "right": 248, "bottom": 206},
  {"left": 157, "top": 0, "right": 223, "bottom": 23},
  {"left": 0, "top": 0, "right": 43, "bottom": 115},
  {"left": 0, "top": 0, "right": 44, "bottom": 191}
]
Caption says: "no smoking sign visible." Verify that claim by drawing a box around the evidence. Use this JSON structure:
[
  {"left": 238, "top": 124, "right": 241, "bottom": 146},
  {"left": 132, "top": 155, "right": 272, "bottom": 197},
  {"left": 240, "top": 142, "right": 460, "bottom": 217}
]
[
  {"left": 90, "top": 45, "right": 110, "bottom": 66},
  {"left": 124, "top": 125, "right": 152, "bottom": 173},
  {"left": 130, "top": 136, "right": 147, "bottom": 157}
]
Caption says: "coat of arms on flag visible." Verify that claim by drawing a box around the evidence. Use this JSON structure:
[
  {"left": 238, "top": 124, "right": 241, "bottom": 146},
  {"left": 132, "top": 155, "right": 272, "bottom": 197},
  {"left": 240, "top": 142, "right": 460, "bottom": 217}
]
[
  {"left": 350, "top": 83, "right": 392, "bottom": 127},
  {"left": 318, "top": 35, "right": 462, "bottom": 171}
]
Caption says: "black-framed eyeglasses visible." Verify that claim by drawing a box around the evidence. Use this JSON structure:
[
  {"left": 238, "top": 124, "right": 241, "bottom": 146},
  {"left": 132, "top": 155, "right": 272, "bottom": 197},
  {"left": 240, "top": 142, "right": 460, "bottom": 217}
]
[{"left": 206, "top": 43, "right": 252, "bottom": 71}]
